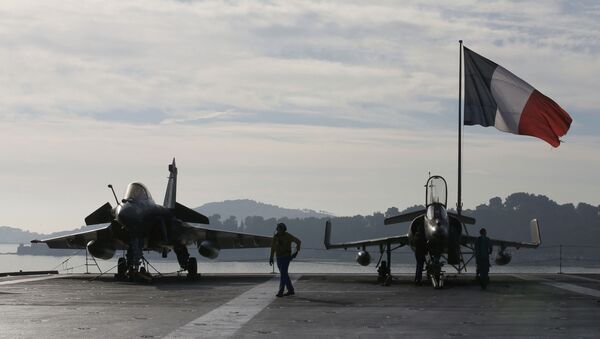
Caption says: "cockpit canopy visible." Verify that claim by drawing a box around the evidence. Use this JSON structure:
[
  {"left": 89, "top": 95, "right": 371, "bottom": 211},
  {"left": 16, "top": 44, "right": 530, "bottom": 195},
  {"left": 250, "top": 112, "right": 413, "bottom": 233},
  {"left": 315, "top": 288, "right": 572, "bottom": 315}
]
[
  {"left": 426, "top": 176, "right": 447, "bottom": 207},
  {"left": 124, "top": 182, "right": 154, "bottom": 203}
]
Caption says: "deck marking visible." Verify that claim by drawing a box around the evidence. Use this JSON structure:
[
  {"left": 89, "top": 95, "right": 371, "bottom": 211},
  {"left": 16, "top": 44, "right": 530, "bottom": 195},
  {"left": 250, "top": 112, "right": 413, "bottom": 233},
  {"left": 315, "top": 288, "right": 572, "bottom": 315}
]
[
  {"left": 559, "top": 274, "right": 600, "bottom": 283},
  {"left": 0, "top": 275, "right": 63, "bottom": 285},
  {"left": 543, "top": 282, "right": 600, "bottom": 298},
  {"left": 513, "top": 274, "right": 600, "bottom": 298},
  {"left": 164, "top": 275, "right": 300, "bottom": 339}
]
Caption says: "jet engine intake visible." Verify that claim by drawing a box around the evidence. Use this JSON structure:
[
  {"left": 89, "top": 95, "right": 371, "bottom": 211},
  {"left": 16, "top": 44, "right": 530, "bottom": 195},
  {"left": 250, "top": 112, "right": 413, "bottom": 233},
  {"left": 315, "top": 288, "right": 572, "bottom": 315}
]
[
  {"left": 495, "top": 248, "right": 512, "bottom": 265},
  {"left": 86, "top": 240, "right": 115, "bottom": 260},
  {"left": 356, "top": 250, "right": 371, "bottom": 266},
  {"left": 198, "top": 240, "right": 220, "bottom": 259}
]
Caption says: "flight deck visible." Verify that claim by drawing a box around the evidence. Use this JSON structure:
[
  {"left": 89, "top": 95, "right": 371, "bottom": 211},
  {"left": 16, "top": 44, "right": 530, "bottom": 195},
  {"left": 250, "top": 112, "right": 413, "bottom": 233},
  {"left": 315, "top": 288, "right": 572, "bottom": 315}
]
[{"left": 1, "top": 273, "right": 599, "bottom": 338}]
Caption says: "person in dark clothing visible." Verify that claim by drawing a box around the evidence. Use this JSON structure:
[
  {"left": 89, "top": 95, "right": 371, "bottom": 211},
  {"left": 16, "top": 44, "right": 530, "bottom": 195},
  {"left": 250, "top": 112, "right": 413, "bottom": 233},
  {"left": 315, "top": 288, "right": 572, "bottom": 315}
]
[
  {"left": 474, "top": 227, "right": 493, "bottom": 289},
  {"left": 413, "top": 227, "right": 427, "bottom": 285},
  {"left": 269, "top": 223, "right": 301, "bottom": 297}
]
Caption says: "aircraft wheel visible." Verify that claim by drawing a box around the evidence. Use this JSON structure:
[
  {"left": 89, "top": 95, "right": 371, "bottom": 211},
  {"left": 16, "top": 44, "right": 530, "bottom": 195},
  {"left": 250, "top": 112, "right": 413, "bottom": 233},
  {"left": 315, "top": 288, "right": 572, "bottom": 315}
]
[
  {"left": 139, "top": 266, "right": 146, "bottom": 274},
  {"left": 187, "top": 257, "right": 197, "bottom": 279},
  {"left": 116, "top": 258, "right": 127, "bottom": 279}
]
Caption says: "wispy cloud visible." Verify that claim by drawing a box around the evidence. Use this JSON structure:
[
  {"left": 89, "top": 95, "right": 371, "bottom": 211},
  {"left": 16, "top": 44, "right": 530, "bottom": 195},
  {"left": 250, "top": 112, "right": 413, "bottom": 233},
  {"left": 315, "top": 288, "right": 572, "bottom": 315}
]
[
  {"left": 2, "top": 0, "right": 597, "bottom": 128},
  {"left": 1, "top": 0, "right": 598, "bottom": 231}
]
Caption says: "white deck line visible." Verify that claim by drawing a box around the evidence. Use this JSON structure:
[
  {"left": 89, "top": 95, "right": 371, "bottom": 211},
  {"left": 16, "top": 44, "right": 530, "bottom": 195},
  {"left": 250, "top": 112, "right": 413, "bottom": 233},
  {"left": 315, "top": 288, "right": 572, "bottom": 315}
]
[
  {"left": 513, "top": 274, "right": 600, "bottom": 298},
  {"left": 557, "top": 274, "right": 600, "bottom": 283},
  {"left": 0, "top": 275, "right": 63, "bottom": 285},
  {"left": 164, "top": 275, "right": 300, "bottom": 339},
  {"left": 543, "top": 282, "right": 600, "bottom": 298}
]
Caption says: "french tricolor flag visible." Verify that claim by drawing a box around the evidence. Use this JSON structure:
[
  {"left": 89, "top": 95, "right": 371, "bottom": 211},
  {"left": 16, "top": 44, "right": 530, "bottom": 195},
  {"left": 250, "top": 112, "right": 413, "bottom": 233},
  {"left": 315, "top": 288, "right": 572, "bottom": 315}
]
[{"left": 463, "top": 47, "right": 572, "bottom": 147}]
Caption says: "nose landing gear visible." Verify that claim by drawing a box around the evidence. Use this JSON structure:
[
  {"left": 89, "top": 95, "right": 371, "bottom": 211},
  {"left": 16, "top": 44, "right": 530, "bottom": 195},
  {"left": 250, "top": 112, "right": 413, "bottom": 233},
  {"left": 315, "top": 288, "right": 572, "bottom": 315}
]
[
  {"left": 427, "top": 258, "right": 446, "bottom": 289},
  {"left": 114, "top": 255, "right": 159, "bottom": 283}
]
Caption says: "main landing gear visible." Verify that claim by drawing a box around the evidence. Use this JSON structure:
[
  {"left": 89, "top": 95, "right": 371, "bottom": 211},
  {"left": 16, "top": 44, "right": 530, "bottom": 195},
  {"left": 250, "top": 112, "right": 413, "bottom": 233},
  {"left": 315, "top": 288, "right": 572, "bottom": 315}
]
[
  {"left": 174, "top": 244, "right": 198, "bottom": 280},
  {"left": 186, "top": 257, "right": 197, "bottom": 279},
  {"left": 114, "top": 245, "right": 199, "bottom": 282},
  {"left": 377, "top": 241, "right": 393, "bottom": 286},
  {"left": 117, "top": 257, "right": 127, "bottom": 278}
]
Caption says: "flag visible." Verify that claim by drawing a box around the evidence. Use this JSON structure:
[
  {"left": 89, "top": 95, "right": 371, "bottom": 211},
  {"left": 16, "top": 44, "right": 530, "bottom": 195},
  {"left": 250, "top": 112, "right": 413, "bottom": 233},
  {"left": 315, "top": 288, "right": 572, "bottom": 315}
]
[{"left": 463, "top": 46, "right": 572, "bottom": 147}]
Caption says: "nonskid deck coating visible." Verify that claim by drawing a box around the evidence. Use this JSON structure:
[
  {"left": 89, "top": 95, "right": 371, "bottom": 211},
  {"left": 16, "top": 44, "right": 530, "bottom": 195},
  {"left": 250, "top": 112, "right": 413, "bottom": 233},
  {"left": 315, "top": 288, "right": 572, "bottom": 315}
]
[{"left": 0, "top": 273, "right": 599, "bottom": 338}]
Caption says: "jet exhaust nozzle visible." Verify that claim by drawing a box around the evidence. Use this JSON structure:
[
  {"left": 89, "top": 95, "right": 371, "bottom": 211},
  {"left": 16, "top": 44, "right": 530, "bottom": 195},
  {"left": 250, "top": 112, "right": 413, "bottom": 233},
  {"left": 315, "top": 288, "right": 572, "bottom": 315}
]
[
  {"left": 495, "top": 249, "right": 512, "bottom": 265},
  {"left": 356, "top": 250, "right": 371, "bottom": 266},
  {"left": 198, "top": 240, "right": 219, "bottom": 259},
  {"left": 86, "top": 240, "right": 115, "bottom": 260}
]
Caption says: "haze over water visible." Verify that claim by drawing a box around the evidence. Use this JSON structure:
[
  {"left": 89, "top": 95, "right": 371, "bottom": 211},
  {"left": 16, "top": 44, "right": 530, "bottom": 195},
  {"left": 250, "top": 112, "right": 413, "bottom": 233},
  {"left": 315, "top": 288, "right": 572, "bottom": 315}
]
[{"left": 2, "top": 245, "right": 598, "bottom": 275}]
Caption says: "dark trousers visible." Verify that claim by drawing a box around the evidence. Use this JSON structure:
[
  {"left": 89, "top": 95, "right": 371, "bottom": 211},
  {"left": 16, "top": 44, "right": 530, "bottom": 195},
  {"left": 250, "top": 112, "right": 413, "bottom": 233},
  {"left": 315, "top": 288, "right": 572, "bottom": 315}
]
[
  {"left": 477, "top": 264, "right": 490, "bottom": 289},
  {"left": 415, "top": 252, "right": 426, "bottom": 282},
  {"left": 276, "top": 256, "right": 294, "bottom": 293}
]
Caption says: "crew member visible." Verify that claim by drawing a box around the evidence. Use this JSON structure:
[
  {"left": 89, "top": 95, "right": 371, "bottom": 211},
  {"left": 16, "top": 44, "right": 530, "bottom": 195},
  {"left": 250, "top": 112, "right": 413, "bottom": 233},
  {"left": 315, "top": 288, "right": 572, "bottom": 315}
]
[
  {"left": 413, "top": 226, "right": 427, "bottom": 285},
  {"left": 269, "top": 223, "right": 301, "bottom": 297},
  {"left": 474, "top": 227, "right": 493, "bottom": 289}
]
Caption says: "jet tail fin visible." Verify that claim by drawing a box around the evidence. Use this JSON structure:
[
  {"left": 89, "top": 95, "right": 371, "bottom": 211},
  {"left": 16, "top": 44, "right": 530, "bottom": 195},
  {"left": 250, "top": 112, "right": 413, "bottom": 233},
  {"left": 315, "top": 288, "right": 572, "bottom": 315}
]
[{"left": 164, "top": 158, "right": 177, "bottom": 209}]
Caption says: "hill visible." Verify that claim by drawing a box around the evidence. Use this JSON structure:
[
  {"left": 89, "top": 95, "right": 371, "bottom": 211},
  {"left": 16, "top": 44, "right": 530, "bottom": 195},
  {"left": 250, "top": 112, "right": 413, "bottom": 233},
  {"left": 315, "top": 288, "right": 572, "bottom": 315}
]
[
  {"left": 0, "top": 226, "right": 44, "bottom": 244},
  {"left": 0, "top": 199, "right": 333, "bottom": 244},
  {"left": 2, "top": 195, "right": 599, "bottom": 255},
  {"left": 195, "top": 199, "right": 332, "bottom": 223}
]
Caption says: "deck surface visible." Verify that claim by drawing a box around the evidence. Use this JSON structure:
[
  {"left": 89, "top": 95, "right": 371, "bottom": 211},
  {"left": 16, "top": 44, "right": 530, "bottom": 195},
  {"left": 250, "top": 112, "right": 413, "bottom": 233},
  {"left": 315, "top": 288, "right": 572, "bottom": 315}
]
[{"left": 1, "top": 273, "right": 600, "bottom": 338}]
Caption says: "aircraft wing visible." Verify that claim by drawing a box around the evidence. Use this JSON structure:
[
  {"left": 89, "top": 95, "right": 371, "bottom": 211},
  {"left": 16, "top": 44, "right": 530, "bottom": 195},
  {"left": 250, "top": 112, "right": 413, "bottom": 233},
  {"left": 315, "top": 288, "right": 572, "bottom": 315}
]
[
  {"left": 324, "top": 220, "right": 409, "bottom": 249},
  {"left": 448, "top": 212, "right": 476, "bottom": 225},
  {"left": 31, "top": 223, "right": 126, "bottom": 250},
  {"left": 177, "top": 223, "right": 272, "bottom": 249},
  {"left": 461, "top": 219, "right": 541, "bottom": 249},
  {"left": 384, "top": 209, "right": 425, "bottom": 225}
]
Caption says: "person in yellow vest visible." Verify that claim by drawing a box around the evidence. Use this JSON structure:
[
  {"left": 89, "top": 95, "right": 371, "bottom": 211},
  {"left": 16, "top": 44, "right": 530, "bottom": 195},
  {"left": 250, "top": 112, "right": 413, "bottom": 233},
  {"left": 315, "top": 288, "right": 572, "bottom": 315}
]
[{"left": 269, "top": 223, "right": 301, "bottom": 297}]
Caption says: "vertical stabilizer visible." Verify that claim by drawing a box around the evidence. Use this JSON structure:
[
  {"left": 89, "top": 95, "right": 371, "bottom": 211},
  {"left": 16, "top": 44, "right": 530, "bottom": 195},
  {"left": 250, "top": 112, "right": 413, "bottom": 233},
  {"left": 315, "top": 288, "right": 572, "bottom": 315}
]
[{"left": 164, "top": 158, "right": 177, "bottom": 209}]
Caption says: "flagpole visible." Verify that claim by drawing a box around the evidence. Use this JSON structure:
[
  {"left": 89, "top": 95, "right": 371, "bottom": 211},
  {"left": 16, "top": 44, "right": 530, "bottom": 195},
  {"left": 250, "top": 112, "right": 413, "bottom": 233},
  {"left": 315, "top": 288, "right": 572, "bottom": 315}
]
[{"left": 457, "top": 40, "right": 463, "bottom": 216}]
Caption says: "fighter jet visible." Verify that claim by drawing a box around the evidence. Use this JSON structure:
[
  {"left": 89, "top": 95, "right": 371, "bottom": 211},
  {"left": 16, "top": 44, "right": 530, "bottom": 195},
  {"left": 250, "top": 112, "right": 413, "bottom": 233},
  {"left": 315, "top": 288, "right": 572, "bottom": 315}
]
[
  {"left": 32, "top": 159, "right": 272, "bottom": 280},
  {"left": 324, "top": 175, "right": 541, "bottom": 288}
]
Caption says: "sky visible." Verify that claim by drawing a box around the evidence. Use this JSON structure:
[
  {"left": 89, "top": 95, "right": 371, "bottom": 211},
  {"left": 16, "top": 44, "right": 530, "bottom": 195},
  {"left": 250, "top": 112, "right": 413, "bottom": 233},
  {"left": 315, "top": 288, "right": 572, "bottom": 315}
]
[{"left": 1, "top": 0, "right": 599, "bottom": 233}]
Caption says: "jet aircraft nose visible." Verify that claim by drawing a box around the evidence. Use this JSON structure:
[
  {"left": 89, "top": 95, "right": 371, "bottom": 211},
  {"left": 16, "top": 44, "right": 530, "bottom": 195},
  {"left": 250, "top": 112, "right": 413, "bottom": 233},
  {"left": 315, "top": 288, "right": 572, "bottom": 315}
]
[
  {"left": 426, "top": 218, "right": 449, "bottom": 240},
  {"left": 116, "top": 202, "right": 142, "bottom": 229},
  {"left": 432, "top": 224, "right": 448, "bottom": 236}
]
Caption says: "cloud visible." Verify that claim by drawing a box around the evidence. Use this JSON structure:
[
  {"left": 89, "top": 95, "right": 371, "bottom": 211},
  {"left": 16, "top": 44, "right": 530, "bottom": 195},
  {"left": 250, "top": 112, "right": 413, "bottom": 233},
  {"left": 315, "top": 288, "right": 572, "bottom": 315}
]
[
  {"left": 2, "top": 0, "right": 597, "bottom": 128},
  {"left": 0, "top": 0, "right": 599, "bottom": 231},
  {"left": 1, "top": 116, "right": 599, "bottom": 232}
]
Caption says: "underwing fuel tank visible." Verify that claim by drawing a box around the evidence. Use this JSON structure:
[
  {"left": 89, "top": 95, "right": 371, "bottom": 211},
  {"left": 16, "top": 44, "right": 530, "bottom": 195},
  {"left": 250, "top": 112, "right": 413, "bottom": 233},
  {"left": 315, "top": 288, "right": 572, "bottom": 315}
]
[
  {"left": 356, "top": 250, "right": 371, "bottom": 266},
  {"left": 198, "top": 240, "right": 220, "bottom": 259},
  {"left": 86, "top": 240, "right": 115, "bottom": 260},
  {"left": 495, "top": 248, "right": 512, "bottom": 265}
]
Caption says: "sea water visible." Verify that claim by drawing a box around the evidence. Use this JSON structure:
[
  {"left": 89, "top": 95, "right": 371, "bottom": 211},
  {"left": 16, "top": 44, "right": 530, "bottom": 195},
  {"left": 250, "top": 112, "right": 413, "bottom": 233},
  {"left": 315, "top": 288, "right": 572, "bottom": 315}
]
[{"left": 1, "top": 244, "right": 599, "bottom": 275}]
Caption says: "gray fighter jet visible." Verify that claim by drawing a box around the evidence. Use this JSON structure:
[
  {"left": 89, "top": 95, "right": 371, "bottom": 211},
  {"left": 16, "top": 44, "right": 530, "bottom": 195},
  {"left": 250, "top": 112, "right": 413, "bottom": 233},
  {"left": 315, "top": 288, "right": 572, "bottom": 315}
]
[
  {"left": 324, "top": 175, "right": 541, "bottom": 288},
  {"left": 33, "top": 159, "right": 272, "bottom": 280}
]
